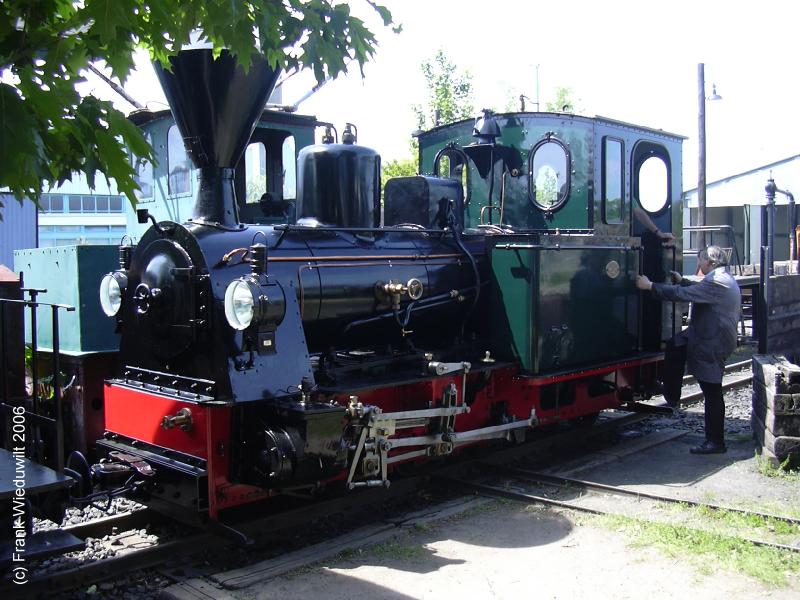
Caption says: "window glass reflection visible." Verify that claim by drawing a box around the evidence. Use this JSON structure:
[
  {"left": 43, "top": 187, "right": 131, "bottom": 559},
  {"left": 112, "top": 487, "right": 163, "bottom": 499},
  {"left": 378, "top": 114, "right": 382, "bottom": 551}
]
[
  {"left": 531, "top": 141, "right": 568, "bottom": 209},
  {"left": 168, "top": 125, "right": 191, "bottom": 196},
  {"left": 435, "top": 148, "right": 469, "bottom": 203},
  {"left": 133, "top": 132, "right": 154, "bottom": 202},
  {"left": 282, "top": 136, "right": 296, "bottom": 200},
  {"left": 604, "top": 139, "right": 623, "bottom": 223},
  {"left": 245, "top": 142, "right": 267, "bottom": 204}
]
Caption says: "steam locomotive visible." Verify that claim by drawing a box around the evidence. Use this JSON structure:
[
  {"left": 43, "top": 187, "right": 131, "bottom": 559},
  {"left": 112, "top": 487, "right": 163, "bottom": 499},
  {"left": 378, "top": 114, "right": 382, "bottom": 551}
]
[{"left": 87, "top": 49, "right": 683, "bottom": 524}]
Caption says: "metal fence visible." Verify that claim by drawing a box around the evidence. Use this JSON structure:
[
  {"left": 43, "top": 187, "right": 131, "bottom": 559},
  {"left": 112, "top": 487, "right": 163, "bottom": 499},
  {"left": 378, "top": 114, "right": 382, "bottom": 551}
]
[{"left": 0, "top": 289, "right": 75, "bottom": 471}]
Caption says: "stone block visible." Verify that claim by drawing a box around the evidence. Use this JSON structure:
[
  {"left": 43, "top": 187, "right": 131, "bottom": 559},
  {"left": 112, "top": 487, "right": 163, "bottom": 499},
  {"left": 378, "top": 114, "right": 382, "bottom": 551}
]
[
  {"left": 752, "top": 405, "right": 800, "bottom": 466},
  {"left": 752, "top": 355, "right": 800, "bottom": 394},
  {"left": 752, "top": 391, "right": 800, "bottom": 436},
  {"left": 751, "top": 380, "right": 800, "bottom": 415}
]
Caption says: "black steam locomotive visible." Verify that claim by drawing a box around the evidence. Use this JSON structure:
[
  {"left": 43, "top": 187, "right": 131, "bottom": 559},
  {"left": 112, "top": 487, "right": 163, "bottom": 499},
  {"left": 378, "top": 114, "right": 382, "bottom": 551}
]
[{"left": 89, "top": 48, "right": 682, "bottom": 524}]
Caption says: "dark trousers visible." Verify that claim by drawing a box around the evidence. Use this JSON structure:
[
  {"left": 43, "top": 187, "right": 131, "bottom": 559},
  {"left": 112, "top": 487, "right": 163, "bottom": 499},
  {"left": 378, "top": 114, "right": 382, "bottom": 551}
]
[{"left": 663, "top": 341, "right": 726, "bottom": 445}]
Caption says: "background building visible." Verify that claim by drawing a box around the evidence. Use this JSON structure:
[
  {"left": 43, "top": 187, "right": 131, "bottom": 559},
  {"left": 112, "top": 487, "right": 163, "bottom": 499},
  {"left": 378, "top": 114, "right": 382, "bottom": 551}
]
[
  {"left": 37, "top": 175, "right": 127, "bottom": 247},
  {"left": 0, "top": 194, "right": 37, "bottom": 268},
  {"left": 683, "top": 154, "right": 800, "bottom": 269}
]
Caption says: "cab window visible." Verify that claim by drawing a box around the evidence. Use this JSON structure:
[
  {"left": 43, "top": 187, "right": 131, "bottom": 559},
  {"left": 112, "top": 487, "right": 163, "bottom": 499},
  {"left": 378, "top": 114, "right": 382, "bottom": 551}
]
[
  {"left": 282, "top": 135, "right": 297, "bottom": 200},
  {"left": 603, "top": 138, "right": 623, "bottom": 223},
  {"left": 168, "top": 125, "right": 191, "bottom": 196},
  {"left": 245, "top": 142, "right": 267, "bottom": 204},
  {"left": 637, "top": 155, "right": 668, "bottom": 213},
  {"left": 528, "top": 137, "right": 570, "bottom": 210},
  {"left": 434, "top": 146, "right": 470, "bottom": 204},
  {"left": 133, "top": 132, "right": 154, "bottom": 203}
]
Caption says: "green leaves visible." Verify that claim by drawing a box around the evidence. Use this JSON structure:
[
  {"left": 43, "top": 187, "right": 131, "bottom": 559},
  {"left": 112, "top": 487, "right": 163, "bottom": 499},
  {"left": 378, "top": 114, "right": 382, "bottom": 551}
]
[
  {"left": 0, "top": 83, "right": 47, "bottom": 204},
  {"left": 545, "top": 87, "right": 579, "bottom": 113},
  {"left": 413, "top": 49, "right": 475, "bottom": 131},
  {"left": 0, "top": 0, "right": 394, "bottom": 214},
  {"left": 85, "top": 0, "right": 135, "bottom": 45}
]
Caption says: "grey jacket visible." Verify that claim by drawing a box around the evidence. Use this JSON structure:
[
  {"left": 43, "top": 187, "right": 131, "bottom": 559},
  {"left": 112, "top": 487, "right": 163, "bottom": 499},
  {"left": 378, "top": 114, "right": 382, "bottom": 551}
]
[{"left": 651, "top": 267, "right": 741, "bottom": 383}]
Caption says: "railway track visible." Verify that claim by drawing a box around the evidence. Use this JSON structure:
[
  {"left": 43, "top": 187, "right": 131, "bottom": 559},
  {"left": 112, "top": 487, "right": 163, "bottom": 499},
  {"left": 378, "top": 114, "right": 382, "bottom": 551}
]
[
  {"left": 443, "top": 464, "right": 800, "bottom": 554},
  {"left": 1, "top": 410, "right": 652, "bottom": 597},
  {"left": 60, "top": 507, "right": 163, "bottom": 541},
  {"left": 3, "top": 359, "right": 757, "bottom": 597},
  {"left": 679, "top": 359, "right": 753, "bottom": 404},
  {"left": 437, "top": 360, "right": 795, "bottom": 555}
]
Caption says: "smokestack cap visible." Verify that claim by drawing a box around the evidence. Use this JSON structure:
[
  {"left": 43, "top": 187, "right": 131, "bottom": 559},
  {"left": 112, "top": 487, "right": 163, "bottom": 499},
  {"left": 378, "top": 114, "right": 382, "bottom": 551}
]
[{"left": 154, "top": 49, "right": 280, "bottom": 169}]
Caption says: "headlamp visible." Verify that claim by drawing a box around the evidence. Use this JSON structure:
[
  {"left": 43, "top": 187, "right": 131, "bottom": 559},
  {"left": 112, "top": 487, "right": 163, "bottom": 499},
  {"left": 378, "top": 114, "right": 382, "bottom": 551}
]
[
  {"left": 224, "top": 276, "right": 285, "bottom": 332},
  {"left": 224, "top": 278, "right": 257, "bottom": 330},
  {"left": 100, "top": 271, "right": 128, "bottom": 317}
]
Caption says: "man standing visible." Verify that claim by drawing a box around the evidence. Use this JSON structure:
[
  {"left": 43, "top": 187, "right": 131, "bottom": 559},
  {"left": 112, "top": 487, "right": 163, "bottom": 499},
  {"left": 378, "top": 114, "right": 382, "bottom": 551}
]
[{"left": 636, "top": 246, "right": 741, "bottom": 454}]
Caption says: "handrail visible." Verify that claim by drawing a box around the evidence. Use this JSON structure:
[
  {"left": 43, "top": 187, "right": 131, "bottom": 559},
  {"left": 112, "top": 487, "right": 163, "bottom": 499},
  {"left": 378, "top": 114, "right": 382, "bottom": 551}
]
[{"left": 0, "top": 295, "right": 75, "bottom": 471}]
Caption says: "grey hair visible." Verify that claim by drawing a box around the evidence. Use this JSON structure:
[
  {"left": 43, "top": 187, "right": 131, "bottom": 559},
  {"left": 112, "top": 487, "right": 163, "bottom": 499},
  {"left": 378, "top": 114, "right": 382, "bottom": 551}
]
[{"left": 698, "top": 245, "right": 728, "bottom": 267}]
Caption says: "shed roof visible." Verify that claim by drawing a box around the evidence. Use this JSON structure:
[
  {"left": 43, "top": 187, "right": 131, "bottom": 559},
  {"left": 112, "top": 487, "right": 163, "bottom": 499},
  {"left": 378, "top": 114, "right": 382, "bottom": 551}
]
[{"left": 684, "top": 154, "right": 800, "bottom": 208}]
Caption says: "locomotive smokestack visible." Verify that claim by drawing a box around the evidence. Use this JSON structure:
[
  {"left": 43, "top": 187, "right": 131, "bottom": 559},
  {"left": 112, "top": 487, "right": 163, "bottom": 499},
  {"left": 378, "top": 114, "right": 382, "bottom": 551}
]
[{"left": 154, "top": 49, "right": 279, "bottom": 227}]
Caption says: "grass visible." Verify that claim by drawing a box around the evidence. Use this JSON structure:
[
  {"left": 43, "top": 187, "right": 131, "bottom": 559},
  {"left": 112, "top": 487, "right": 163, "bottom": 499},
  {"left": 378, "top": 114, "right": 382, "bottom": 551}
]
[
  {"left": 445, "top": 497, "right": 505, "bottom": 521},
  {"left": 737, "top": 499, "right": 800, "bottom": 521},
  {"left": 597, "top": 514, "right": 800, "bottom": 586},
  {"left": 369, "top": 539, "right": 427, "bottom": 560},
  {"left": 755, "top": 452, "right": 800, "bottom": 482},
  {"left": 523, "top": 503, "right": 550, "bottom": 514},
  {"left": 662, "top": 499, "right": 799, "bottom": 546},
  {"left": 336, "top": 537, "right": 426, "bottom": 563},
  {"left": 692, "top": 504, "right": 800, "bottom": 536}
]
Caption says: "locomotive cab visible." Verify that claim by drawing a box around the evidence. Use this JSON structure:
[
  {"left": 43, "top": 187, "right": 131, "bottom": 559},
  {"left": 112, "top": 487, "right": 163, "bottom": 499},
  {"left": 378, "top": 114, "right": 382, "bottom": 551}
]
[{"left": 416, "top": 111, "right": 684, "bottom": 370}]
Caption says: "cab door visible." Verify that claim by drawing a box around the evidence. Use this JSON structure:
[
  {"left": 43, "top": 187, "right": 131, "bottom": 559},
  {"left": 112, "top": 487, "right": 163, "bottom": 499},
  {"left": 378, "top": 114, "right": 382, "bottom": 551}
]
[{"left": 632, "top": 141, "right": 679, "bottom": 350}]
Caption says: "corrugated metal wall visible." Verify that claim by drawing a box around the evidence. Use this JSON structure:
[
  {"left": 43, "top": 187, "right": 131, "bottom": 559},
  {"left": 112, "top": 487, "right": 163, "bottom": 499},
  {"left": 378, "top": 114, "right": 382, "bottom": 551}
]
[{"left": 0, "top": 193, "right": 38, "bottom": 269}]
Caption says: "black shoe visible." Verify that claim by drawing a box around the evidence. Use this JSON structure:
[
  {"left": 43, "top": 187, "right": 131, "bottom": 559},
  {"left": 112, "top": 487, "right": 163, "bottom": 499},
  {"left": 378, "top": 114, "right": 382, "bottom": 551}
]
[{"left": 690, "top": 440, "right": 727, "bottom": 455}]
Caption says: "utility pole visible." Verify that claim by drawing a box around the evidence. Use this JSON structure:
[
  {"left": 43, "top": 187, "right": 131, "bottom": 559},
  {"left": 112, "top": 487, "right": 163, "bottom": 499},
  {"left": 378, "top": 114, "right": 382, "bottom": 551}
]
[{"left": 697, "top": 63, "right": 707, "bottom": 249}]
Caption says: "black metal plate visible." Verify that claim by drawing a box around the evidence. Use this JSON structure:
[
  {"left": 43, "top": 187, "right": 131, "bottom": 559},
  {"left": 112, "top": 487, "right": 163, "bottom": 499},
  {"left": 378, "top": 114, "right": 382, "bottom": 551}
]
[
  {"left": 0, "top": 449, "right": 73, "bottom": 500},
  {"left": 0, "top": 529, "right": 83, "bottom": 567}
]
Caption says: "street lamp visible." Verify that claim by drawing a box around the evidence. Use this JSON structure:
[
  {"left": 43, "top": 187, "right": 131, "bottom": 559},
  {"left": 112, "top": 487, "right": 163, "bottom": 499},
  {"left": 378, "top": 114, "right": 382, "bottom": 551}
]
[{"left": 697, "top": 63, "right": 722, "bottom": 248}]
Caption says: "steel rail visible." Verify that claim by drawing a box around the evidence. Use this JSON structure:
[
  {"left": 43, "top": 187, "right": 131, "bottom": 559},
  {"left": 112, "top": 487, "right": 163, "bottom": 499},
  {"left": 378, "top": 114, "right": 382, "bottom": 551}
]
[
  {"left": 681, "top": 359, "right": 751, "bottom": 387},
  {"left": 8, "top": 366, "right": 744, "bottom": 595},
  {"left": 4, "top": 532, "right": 216, "bottom": 599},
  {"left": 680, "top": 374, "right": 753, "bottom": 405},
  {"left": 486, "top": 464, "right": 800, "bottom": 529},
  {"left": 442, "top": 476, "right": 800, "bottom": 555},
  {"left": 5, "top": 411, "right": 650, "bottom": 596}
]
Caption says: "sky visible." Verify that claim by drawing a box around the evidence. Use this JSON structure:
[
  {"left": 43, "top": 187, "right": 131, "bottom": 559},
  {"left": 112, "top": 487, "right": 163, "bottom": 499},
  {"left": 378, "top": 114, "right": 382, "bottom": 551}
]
[{"left": 80, "top": 0, "right": 800, "bottom": 197}]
